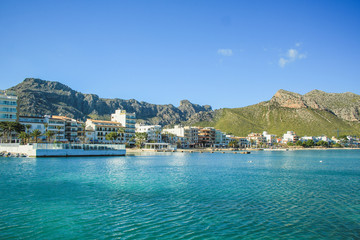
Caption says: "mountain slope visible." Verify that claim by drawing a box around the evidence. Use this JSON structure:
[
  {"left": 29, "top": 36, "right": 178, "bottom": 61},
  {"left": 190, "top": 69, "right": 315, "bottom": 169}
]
[
  {"left": 196, "top": 89, "right": 360, "bottom": 137},
  {"left": 9, "top": 78, "right": 214, "bottom": 125}
]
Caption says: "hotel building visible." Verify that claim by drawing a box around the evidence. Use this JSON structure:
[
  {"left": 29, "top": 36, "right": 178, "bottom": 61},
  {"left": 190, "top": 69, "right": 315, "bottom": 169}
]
[
  {"left": 111, "top": 110, "right": 136, "bottom": 144},
  {"left": 0, "top": 90, "right": 18, "bottom": 122},
  {"left": 85, "top": 119, "right": 124, "bottom": 143}
]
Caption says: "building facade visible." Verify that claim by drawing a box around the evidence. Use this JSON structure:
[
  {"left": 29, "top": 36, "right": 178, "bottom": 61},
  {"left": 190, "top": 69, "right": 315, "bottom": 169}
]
[
  {"left": 0, "top": 90, "right": 17, "bottom": 122},
  {"left": 111, "top": 110, "right": 136, "bottom": 144},
  {"left": 198, "top": 127, "right": 216, "bottom": 147},
  {"left": 85, "top": 119, "right": 124, "bottom": 143},
  {"left": 135, "top": 124, "right": 162, "bottom": 143}
]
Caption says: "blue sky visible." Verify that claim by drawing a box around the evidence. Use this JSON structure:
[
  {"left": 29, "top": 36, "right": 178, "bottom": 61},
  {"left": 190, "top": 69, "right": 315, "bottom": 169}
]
[{"left": 1, "top": 0, "right": 359, "bottom": 109}]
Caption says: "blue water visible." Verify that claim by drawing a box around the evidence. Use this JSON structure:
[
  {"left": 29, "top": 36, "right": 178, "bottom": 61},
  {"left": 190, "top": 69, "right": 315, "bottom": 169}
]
[{"left": 0, "top": 150, "right": 360, "bottom": 239}]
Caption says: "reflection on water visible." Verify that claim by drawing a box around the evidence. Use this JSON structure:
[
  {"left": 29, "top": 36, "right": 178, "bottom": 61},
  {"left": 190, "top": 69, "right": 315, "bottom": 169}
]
[{"left": 0, "top": 150, "right": 360, "bottom": 239}]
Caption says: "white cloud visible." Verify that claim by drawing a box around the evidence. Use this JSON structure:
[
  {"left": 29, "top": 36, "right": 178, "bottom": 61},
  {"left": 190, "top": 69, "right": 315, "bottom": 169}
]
[
  {"left": 287, "top": 49, "right": 298, "bottom": 59},
  {"left": 295, "top": 42, "right": 302, "bottom": 47},
  {"left": 278, "top": 46, "right": 307, "bottom": 68},
  {"left": 217, "top": 49, "right": 233, "bottom": 56},
  {"left": 278, "top": 58, "right": 288, "bottom": 68}
]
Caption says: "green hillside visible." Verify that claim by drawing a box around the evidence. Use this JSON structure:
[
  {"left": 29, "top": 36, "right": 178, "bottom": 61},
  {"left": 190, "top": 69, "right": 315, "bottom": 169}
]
[{"left": 196, "top": 103, "right": 360, "bottom": 137}]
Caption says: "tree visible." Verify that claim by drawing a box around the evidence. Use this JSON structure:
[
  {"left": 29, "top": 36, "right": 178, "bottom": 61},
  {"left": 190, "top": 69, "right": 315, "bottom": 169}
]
[
  {"left": 228, "top": 140, "right": 239, "bottom": 148},
  {"left": 295, "top": 140, "right": 303, "bottom": 146},
  {"left": 56, "top": 125, "right": 62, "bottom": 142},
  {"left": 0, "top": 122, "right": 25, "bottom": 143},
  {"left": 31, "top": 129, "right": 42, "bottom": 143},
  {"left": 44, "top": 131, "right": 55, "bottom": 143},
  {"left": 106, "top": 132, "right": 119, "bottom": 143},
  {"left": 80, "top": 123, "right": 87, "bottom": 143},
  {"left": 316, "top": 140, "right": 329, "bottom": 147},
  {"left": 303, "top": 139, "right": 315, "bottom": 148},
  {"left": 18, "top": 132, "right": 30, "bottom": 145},
  {"left": 25, "top": 124, "right": 32, "bottom": 133},
  {"left": 135, "top": 132, "right": 148, "bottom": 148},
  {"left": 117, "top": 127, "right": 125, "bottom": 143}
]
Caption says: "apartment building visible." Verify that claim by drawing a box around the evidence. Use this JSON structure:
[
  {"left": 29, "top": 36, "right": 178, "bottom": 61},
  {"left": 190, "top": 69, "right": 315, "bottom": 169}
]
[
  {"left": 135, "top": 124, "right": 162, "bottom": 143},
  {"left": 247, "top": 132, "right": 267, "bottom": 146},
  {"left": 111, "top": 110, "right": 136, "bottom": 144},
  {"left": 0, "top": 90, "right": 17, "bottom": 122},
  {"left": 85, "top": 119, "right": 124, "bottom": 143},
  {"left": 282, "top": 131, "right": 299, "bottom": 143},
  {"left": 44, "top": 115, "right": 66, "bottom": 141},
  {"left": 198, "top": 127, "right": 216, "bottom": 147},
  {"left": 51, "top": 116, "right": 81, "bottom": 142}
]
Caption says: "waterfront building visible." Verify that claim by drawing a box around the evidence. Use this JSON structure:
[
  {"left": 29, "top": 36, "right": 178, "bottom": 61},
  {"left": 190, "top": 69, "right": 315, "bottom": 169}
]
[
  {"left": 19, "top": 116, "right": 46, "bottom": 134},
  {"left": 247, "top": 132, "right": 266, "bottom": 146},
  {"left": 215, "top": 129, "right": 228, "bottom": 147},
  {"left": 282, "top": 131, "right": 299, "bottom": 143},
  {"left": 235, "top": 137, "right": 249, "bottom": 148},
  {"left": 198, "top": 127, "right": 216, "bottom": 147},
  {"left": 111, "top": 110, "right": 136, "bottom": 145},
  {"left": 135, "top": 124, "right": 162, "bottom": 143},
  {"left": 0, "top": 90, "right": 17, "bottom": 122},
  {"left": 85, "top": 119, "right": 124, "bottom": 143},
  {"left": 163, "top": 125, "right": 199, "bottom": 147},
  {"left": 262, "top": 131, "right": 277, "bottom": 145},
  {"left": 314, "top": 136, "right": 330, "bottom": 143},
  {"left": 51, "top": 116, "right": 81, "bottom": 142},
  {"left": 161, "top": 133, "right": 188, "bottom": 148},
  {"left": 44, "top": 115, "right": 66, "bottom": 142},
  {"left": 184, "top": 126, "right": 199, "bottom": 148},
  {"left": 300, "top": 136, "right": 315, "bottom": 142},
  {"left": 163, "top": 125, "right": 185, "bottom": 137}
]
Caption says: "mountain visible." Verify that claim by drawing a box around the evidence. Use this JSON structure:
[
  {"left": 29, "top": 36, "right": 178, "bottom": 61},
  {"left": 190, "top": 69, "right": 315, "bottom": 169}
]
[
  {"left": 9, "top": 78, "right": 214, "bottom": 125},
  {"left": 8, "top": 78, "right": 360, "bottom": 137},
  {"left": 196, "top": 89, "right": 360, "bottom": 137}
]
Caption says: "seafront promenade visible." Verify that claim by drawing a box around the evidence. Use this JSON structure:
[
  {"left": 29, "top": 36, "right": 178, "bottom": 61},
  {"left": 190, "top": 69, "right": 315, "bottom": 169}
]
[{"left": 0, "top": 143, "right": 126, "bottom": 157}]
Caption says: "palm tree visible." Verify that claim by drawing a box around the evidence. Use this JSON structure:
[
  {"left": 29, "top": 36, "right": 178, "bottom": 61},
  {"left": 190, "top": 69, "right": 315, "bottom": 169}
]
[
  {"left": 44, "top": 131, "right": 55, "bottom": 143},
  {"left": 31, "top": 129, "right": 42, "bottom": 143},
  {"left": 135, "top": 132, "right": 148, "bottom": 148},
  {"left": 25, "top": 124, "right": 32, "bottom": 133},
  {"left": 56, "top": 125, "right": 62, "bottom": 142},
  {"left": 80, "top": 122, "right": 87, "bottom": 143},
  {"left": 106, "top": 132, "right": 119, "bottom": 143},
  {"left": 18, "top": 132, "right": 29, "bottom": 145},
  {"left": 117, "top": 127, "right": 125, "bottom": 143}
]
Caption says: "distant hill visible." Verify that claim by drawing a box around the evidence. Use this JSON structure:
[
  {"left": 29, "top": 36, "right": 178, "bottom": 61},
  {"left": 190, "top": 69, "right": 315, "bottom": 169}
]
[
  {"left": 9, "top": 78, "right": 214, "bottom": 125},
  {"left": 196, "top": 89, "right": 360, "bottom": 137}
]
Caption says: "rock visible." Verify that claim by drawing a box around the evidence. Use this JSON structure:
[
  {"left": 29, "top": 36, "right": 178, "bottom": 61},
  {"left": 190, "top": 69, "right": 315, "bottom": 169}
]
[{"left": 9, "top": 78, "right": 215, "bottom": 125}]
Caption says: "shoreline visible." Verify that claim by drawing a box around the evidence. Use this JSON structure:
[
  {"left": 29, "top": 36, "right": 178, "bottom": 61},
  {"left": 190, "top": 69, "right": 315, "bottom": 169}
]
[{"left": 125, "top": 147, "right": 360, "bottom": 155}]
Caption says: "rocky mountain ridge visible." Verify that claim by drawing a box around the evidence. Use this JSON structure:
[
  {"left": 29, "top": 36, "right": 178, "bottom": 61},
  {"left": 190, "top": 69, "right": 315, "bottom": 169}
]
[
  {"left": 9, "top": 78, "right": 214, "bottom": 125},
  {"left": 269, "top": 89, "right": 360, "bottom": 121}
]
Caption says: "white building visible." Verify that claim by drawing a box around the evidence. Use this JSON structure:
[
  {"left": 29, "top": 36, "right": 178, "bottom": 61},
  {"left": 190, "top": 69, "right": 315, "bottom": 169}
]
[
  {"left": 300, "top": 136, "right": 315, "bottom": 142},
  {"left": 85, "top": 119, "right": 124, "bottom": 143},
  {"left": 263, "top": 131, "right": 277, "bottom": 145},
  {"left": 19, "top": 116, "right": 46, "bottom": 134},
  {"left": 163, "top": 125, "right": 199, "bottom": 147},
  {"left": 0, "top": 90, "right": 17, "bottom": 122},
  {"left": 247, "top": 132, "right": 266, "bottom": 146},
  {"left": 51, "top": 116, "right": 82, "bottom": 142},
  {"left": 215, "top": 130, "right": 228, "bottom": 147},
  {"left": 135, "top": 124, "right": 162, "bottom": 143},
  {"left": 282, "top": 131, "right": 299, "bottom": 143},
  {"left": 163, "top": 125, "right": 185, "bottom": 137},
  {"left": 111, "top": 110, "right": 136, "bottom": 144},
  {"left": 44, "top": 115, "right": 66, "bottom": 142}
]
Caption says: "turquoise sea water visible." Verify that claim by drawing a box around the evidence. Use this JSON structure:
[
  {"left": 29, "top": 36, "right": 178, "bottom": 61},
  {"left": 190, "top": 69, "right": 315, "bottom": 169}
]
[{"left": 0, "top": 150, "right": 360, "bottom": 239}]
